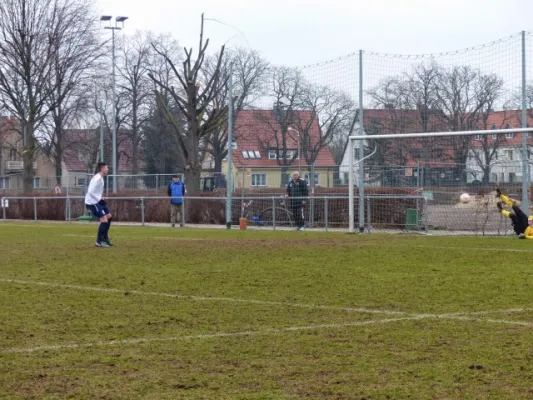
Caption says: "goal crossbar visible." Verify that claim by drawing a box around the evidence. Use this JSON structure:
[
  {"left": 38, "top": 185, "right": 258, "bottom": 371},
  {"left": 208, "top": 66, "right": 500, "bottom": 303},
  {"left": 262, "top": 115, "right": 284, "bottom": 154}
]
[{"left": 349, "top": 127, "right": 533, "bottom": 141}]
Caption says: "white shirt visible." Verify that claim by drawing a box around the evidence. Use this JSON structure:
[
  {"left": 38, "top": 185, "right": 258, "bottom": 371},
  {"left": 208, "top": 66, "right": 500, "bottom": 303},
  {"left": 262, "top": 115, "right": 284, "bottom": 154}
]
[{"left": 85, "top": 173, "right": 104, "bottom": 205}]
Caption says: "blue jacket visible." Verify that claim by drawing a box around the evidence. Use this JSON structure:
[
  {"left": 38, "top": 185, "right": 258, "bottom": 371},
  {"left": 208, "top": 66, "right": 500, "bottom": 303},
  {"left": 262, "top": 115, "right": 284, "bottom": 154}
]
[{"left": 168, "top": 180, "right": 185, "bottom": 204}]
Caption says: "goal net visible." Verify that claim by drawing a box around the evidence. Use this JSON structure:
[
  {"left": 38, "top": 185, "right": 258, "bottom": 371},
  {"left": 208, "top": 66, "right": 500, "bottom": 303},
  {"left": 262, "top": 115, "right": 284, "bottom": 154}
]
[{"left": 348, "top": 127, "right": 533, "bottom": 235}]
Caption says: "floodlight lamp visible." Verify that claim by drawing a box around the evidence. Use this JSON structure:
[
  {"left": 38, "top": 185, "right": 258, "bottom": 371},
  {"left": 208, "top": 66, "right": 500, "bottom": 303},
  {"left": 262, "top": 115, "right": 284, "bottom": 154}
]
[
  {"left": 116, "top": 16, "right": 128, "bottom": 23},
  {"left": 100, "top": 15, "right": 112, "bottom": 21}
]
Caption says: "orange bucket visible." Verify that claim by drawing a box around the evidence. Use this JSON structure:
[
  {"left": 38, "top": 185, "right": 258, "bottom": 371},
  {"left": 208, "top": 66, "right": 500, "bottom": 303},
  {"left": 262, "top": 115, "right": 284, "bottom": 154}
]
[{"left": 239, "top": 217, "right": 247, "bottom": 230}]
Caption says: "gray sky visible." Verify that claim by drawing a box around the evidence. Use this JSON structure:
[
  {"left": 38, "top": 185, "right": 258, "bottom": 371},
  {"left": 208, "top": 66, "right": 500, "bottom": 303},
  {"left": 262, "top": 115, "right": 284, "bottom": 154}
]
[{"left": 95, "top": 0, "right": 532, "bottom": 67}]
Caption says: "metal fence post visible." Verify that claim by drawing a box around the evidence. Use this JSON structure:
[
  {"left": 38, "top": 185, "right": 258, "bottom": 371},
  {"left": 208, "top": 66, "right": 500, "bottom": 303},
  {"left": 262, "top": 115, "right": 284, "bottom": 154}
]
[
  {"left": 272, "top": 197, "right": 276, "bottom": 230},
  {"left": 2, "top": 198, "right": 6, "bottom": 220},
  {"left": 367, "top": 198, "right": 372, "bottom": 233},
  {"left": 33, "top": 197, "right": 37, "bottom": 221},
  {"left": 182, "top": 196, "right": 186, "bottom": 226},
  {"left": 67, "top": 197, "right": 71, "bottom": 222},
  {"left": 141, "top": 198, "right": 145, "bottom": 226},
  {"left": 325, "top": 197, "right": 328, "bottom": 231}
]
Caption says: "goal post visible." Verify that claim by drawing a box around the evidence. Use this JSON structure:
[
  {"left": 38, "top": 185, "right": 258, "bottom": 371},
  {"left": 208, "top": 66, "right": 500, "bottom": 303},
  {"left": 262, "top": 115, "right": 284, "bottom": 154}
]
[{"left": 348, "top": 126, "right": 533, "bottom": 235}]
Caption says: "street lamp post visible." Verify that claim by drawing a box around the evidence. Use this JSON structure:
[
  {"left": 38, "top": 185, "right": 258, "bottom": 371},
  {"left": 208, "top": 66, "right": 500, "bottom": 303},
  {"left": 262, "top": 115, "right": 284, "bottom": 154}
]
[
  {"left": 101, "top": 15, "right": 128, "bottom": 194},
  {"left": 287, "top": 127, "right": 301, "bottom": 176}
]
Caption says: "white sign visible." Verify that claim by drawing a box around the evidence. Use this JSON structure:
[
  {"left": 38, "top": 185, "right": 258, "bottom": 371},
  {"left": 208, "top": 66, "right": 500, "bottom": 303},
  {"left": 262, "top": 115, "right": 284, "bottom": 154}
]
[{"left": 1, "top": 198, "right": 8, "bottom": 208}]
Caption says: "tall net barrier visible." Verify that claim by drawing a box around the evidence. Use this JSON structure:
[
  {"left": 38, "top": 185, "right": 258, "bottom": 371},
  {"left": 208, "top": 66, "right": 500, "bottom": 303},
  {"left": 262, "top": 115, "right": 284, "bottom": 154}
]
[{"left": 350, "top": 127, "right": 533, "bottom": 235}]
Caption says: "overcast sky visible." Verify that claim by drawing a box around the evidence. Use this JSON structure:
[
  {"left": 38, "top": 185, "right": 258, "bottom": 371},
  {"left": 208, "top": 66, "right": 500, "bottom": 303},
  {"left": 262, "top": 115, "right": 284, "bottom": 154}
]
[{"left": 95, "top": 0, "right": 532, "bottom": 67}]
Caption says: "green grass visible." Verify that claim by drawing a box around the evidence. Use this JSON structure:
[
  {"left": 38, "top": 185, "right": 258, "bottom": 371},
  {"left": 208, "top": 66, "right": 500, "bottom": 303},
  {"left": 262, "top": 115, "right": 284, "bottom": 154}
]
[{"left": 2, "top": 221, "right": 533, "bottom": 399}]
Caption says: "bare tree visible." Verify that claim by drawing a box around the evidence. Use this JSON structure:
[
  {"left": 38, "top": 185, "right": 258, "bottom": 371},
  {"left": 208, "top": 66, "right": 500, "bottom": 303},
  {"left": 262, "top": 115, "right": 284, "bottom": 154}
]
[
  {"left": 148, "top": 14, "right": 228, "bottom": 192},
  {"left": 293, "top": 84, "right": 354, "bottom": 169},
  {"left": 434, "top": 66, "right": 504, "bottom": 183},
  {"left": 366, "top": 76, "right": 418, "bottom": 184},
  {"left": 117, "top": 31, "right": 154, "bottom": 174},
  {"left": 202, "top": 48, "right": 269, "bottom": 172},
  {"left": 42, "top": 0, "right": 102, "bottom": 184},
  {"left": 255, "top": 66, "right": 306, "bottom": 175},
  {"left": 142, "top": 33, "right": 185, "bottom": 175},
  {"left": 467, "top": 74, "right": 507, "bottom": 184},
  {"left": 0, "top": 0, "right": 69, "bottom": 192}
]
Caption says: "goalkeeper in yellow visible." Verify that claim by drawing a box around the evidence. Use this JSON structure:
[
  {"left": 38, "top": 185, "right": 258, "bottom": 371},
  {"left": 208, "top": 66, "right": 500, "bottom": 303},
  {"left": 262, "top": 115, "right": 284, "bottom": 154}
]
[{"left": 496, "top": 188, "right": 533, "bottom": 239}]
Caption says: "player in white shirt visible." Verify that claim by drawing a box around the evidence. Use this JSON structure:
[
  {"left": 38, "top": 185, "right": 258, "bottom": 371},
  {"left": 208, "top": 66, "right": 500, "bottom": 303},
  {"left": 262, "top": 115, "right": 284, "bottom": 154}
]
[{"left": 85, "top": 162, "right": 113, "bottom": 247}]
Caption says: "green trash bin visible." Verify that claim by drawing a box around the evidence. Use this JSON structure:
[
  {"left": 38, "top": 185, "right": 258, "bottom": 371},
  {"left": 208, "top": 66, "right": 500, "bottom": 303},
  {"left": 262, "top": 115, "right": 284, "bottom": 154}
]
[{"left": 405, "top": 208, "right": 419, "bottom": 230}]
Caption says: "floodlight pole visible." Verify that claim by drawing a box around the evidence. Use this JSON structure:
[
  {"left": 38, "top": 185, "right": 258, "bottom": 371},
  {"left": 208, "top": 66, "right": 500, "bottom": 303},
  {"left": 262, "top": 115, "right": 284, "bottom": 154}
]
[{"left": 102, "top": 15, "right": 128, "bottom": 193}]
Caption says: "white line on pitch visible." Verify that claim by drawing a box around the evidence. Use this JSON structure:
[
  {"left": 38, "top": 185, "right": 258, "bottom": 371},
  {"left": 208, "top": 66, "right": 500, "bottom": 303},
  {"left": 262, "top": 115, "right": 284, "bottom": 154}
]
[
  {"left": 2, "top": 278, "right": 532, "bottom": 320},
  {"left": 1, "top": 316, "right": 426, "bottom": 354},
  {"left": 440, "top": 315, "right": 533, "bottom": 327},
  {"left": 0, "top": 279, "right": 410, "bottom": 316},
  {"left": 4, "top": 313, "right": 533, "bottom": 355},
  {"left": 396, "top": 244, "right": 533, "bottom": 254}
]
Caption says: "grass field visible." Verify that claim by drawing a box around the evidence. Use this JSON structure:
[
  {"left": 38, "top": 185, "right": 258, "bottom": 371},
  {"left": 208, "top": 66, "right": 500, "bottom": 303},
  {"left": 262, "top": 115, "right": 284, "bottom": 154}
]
[{"left": 2, "top": 222, "right": 533, "bottom": 399}]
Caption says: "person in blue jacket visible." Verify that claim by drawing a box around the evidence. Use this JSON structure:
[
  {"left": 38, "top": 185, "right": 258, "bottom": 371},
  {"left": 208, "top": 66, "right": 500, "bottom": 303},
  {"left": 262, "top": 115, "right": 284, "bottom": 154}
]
[{"left": 168, "top": 175, "right": 185, "bottom": 227}]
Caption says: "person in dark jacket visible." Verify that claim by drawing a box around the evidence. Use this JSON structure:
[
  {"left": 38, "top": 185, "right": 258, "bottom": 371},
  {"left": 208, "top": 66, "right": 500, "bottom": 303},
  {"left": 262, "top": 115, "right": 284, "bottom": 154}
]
[
  {"left": 168, "top": 175, "right": 185, "bottom": 227},
  {"left": 286, "top": 171, "right": 309, "bottom": 231}
]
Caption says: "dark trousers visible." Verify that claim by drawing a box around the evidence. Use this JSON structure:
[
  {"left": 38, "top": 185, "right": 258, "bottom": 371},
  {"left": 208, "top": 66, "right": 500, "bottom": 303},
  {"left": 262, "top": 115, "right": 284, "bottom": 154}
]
[
  {"left": 291, "top": 202, "right": 304, "bottom": 228},
  {"left": 511, "top": 204, "right": 529, "bottom": 235}
]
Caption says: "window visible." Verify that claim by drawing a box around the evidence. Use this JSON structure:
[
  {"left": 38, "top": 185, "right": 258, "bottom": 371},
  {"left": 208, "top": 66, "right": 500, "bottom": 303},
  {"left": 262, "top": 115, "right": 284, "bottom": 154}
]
[
  {"left": 242, "top": 150, "right": 261, "bottom": 159},
  {"left": 33, "top": 177, "right": 40, "bottom": 189},
  {"left": 0, "top": 177, "right": 9, "bottom": 189},
  {"left": 491, "top": 173, "right": 498, "bottom": 183},
  {"left": 509, "top": 172, "right": 516, "bottom": 183},
  {"left": 305, "top": 173, "right": 319, "bottom": 186},
  {"left": 285, "top": 150, "right": 298, "bottom": 160},
  {"left": 505, "top": 150, "right": 513, "bottom": 160},
  {"left": 268, "top": 149, "right": 297, "bottom": 160},
  {"left": 492, "top": 134, "right": 497, "bottom": 140},
  {"left": 76, "top": 177, "right": 86, "bottom": 187},
  {"left": 500, "top": 172, "right": 505, "bottom": 183},
  {"left": 9, "top": 149, "right": 16, "bottom": 161},
  {"left": 475, "top": 134, "right": 482, "bottom": 140},
  {"left": 505, "top": 132, "right": 514, "bottom": 139},
  {"left": 431, "top": 148, "right": 444, "bottom": 158},
  {"left": 409, "top": 148, "right": 423, "bottom": 158},
  {"left": 251, "top": 174, "right": 266, "bottom": 186}
]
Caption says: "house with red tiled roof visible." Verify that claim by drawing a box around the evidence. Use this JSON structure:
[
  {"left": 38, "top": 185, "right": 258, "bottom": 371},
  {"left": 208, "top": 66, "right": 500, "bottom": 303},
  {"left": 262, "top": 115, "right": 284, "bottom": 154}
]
[
  {"left": 61, "top": 128, "right": 145, "bottom": 189},
  {"left": 222, "top": 109, "right": 337, "bottom": 189},
  {"left": 339, "top": 108, "right": 458, "bottom": 186},
  {"left": 466, "top": 110, "right": 533, "bottom": 184},
  {"left": 0, "top": 116, "right": 57, "bottom": 192},
  {"left": 339, "top": 108, "right": 532, "bottom": 187}
]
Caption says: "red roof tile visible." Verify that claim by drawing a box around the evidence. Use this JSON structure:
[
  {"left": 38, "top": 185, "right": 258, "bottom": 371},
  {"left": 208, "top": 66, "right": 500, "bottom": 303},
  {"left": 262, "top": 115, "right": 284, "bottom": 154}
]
[{"left": 230, "top": 109, "right": 336, "bottom": 168}]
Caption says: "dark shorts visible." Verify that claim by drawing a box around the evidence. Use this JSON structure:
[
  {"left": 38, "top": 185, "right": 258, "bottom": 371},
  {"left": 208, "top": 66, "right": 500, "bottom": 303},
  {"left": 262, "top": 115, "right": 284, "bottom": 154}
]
[
  {"left": 511, "top": 204, "right": 529, "bottom": 234},
  {"left": 86, "top": 203, "right": 110, "bottom": 218}
]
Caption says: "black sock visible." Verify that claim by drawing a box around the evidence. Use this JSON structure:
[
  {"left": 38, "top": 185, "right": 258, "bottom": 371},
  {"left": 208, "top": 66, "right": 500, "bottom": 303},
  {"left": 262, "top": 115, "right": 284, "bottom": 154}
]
[
  {"left": 98, "top": 222, "right": 107, "bottom": 242},
  {"left": 105, "top": 218, "right": 112, "bottom": 239}
]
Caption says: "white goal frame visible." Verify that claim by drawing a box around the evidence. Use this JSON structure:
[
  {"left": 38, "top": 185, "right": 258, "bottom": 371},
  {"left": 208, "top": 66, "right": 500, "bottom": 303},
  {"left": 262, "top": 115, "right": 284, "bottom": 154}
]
[{"left": 348, "top": 127, "right": 533, "bottom": 234}]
